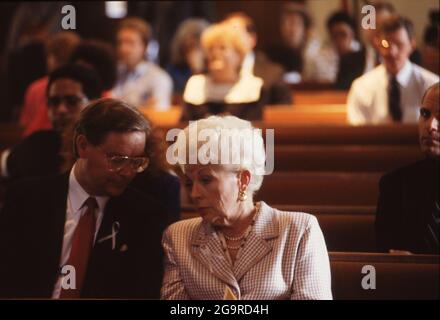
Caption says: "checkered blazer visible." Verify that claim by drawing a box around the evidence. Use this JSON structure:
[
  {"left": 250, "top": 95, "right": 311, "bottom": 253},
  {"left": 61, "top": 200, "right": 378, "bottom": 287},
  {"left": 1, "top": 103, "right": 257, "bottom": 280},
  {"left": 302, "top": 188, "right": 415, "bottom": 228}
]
[{"left": 161, "top": 201, "right": 332, "bottom": 300}]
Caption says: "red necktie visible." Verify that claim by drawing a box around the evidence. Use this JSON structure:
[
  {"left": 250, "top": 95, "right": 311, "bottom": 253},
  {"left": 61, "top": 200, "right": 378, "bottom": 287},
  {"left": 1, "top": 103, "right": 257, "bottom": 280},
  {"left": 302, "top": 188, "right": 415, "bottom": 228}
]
[{"left": 60, "top": 197, "right": 97, "bottom": 299}]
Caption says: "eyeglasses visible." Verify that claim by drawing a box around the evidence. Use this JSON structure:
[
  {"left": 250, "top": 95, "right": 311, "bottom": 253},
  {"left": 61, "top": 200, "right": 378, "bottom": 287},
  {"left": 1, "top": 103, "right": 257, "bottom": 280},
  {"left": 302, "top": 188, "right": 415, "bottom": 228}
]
[
  {"left": 47, "top": 95, "right": 87, "bottom": 110},
  {"left": 105, "top": 154, "right": 149, "bottom": 173}
]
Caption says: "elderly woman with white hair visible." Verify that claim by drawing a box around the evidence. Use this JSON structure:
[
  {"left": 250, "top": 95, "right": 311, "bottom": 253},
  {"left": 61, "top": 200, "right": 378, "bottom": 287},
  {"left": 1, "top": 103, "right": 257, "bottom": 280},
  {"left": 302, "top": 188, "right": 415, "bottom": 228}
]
[
  {"left": 161, "top": 115, "right": 332, "bottom": 300},
  {"left": 181, "top": 23, "right": 266, "bottom": 121}
]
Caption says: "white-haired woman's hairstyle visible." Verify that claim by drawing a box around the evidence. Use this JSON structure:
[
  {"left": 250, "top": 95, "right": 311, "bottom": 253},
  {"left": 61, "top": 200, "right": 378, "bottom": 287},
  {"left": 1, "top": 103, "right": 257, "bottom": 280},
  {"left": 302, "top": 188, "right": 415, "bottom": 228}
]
[{"left": 171, "top": 115, "right": 266, "bottom": 194}]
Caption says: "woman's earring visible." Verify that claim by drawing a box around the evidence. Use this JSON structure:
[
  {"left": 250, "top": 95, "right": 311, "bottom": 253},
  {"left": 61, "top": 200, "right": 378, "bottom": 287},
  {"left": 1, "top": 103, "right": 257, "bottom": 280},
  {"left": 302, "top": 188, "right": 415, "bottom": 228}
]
[{"left": 238, "top": 189, "right": 247, "bottom": 201}]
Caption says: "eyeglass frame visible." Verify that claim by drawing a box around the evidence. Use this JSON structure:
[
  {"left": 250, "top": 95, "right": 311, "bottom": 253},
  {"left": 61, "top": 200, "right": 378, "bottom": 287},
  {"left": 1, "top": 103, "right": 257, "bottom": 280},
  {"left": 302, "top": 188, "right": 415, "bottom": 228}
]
[{"left": 97, "top": 147, "right": 149, "bottom": 173}]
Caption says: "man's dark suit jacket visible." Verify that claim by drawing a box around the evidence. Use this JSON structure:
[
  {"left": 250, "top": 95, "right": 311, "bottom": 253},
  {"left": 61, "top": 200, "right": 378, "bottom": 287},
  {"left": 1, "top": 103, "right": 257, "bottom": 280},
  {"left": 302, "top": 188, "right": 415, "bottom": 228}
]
[
  {"left": 0, "top": 173, "right": 170, "bottom": 298},
  {"left": 375, "top": 157, "right": 439, "bottom": 254}
]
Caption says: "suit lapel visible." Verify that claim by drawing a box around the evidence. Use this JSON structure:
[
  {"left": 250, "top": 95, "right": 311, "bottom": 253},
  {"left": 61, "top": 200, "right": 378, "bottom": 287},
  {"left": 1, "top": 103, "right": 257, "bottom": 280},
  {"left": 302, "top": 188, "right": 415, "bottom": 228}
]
[
  {"left": 192, "top": 223, "right": 237, "bottom": 290},
  {"left": 234, "top": 202, "right": 278, "bottom": 282},
  {"left": 46, "top": 173, "right": 70, "bottom": 289}
]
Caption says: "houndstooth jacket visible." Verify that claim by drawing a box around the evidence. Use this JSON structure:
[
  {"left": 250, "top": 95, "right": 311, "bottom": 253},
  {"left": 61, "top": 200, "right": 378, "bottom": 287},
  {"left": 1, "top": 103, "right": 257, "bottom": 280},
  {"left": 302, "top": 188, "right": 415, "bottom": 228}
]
[{"left": 161, "top": 201, "right": 333, "bottom": 300}]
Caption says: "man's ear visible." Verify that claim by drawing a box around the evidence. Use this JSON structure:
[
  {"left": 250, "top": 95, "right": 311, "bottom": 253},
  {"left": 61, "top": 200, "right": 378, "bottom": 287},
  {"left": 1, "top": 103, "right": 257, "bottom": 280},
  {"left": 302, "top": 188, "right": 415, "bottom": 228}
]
[{"left": 76, "top": 134, "right": 89, "bottom": 158}]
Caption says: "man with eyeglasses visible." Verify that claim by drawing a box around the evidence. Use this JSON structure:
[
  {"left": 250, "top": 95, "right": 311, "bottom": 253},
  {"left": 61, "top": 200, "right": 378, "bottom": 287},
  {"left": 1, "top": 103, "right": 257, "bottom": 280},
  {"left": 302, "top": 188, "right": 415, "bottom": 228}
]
[
  {"left": 0, "top": 63, "right": 102, "bottom": 180},
  {"left": 347, "top": 15, "right": 438, "bottom": 125},
  {"left": 376, "top": 83, "right": 439, "bottom": 255},
  {"left": 0, "top": 98, "right": 168, "bottom": 299}
]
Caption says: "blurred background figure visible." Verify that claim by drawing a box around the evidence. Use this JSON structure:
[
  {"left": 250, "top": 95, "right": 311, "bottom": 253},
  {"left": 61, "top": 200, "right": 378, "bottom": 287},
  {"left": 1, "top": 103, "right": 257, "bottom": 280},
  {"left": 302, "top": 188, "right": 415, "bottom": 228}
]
[
  {"left": 70, "top": 39, "right": 117, "bottom": 97},
  {"left": 1, "top": 63, "right": 103, "bottom": 181},
  {"left": 19, "top": 31, "right": 81, "bottom": 137},
  {"left": 348, "top": 15, "right": 438, "bottom": 125},
  {"left": 166, "top": 18, "right": 210, "bottom": 95},
  {"left": 20, "top": 38, "right": 117, "bottom": 137},
  {"left": 222, "top": 12, "right": 292, "bottom": 104},
  {"left": 422, "top": 9, "right": 439, "bottom": 75},
  {"left": 266, "top": 2, "right": 321, "bottom": 84},
  {"left": 181, "top": 23, "right": 265, "bottom": 121},
  {"left": 1, "top": 2, "right": 65, "bottom": 121},
  {"left": 362, "top": 1, "right": 422, "bottom": 74},
  {"left": 303, "top": 10, "right": 362, "bottom": 87},
  {"left": 112, "top": 17, "right": 172, "bottom": 110}
]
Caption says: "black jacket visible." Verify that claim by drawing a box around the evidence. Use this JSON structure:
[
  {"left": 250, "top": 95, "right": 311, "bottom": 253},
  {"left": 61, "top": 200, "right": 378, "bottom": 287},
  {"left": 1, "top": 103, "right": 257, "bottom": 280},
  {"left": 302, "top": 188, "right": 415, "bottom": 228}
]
[
  {"left": 0, "top": 173, "right": 170, "bottom": 298},
  {"left": 375, "top": 158, "right": 439, "bottom": 254}
]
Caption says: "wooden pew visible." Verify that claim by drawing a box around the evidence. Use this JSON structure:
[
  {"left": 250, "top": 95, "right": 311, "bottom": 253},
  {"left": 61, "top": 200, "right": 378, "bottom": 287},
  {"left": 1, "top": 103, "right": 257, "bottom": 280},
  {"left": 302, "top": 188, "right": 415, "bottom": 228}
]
[
  {"left": 255, "top": 171, "right": 382, "bottom": 206},
  {"left": 294, "top": 90, "right": 348, "bottom": 105},
  {"left": 272, "top": 145, "right": 423, "bottom": 172},
  {"left": 330, "top": 252, "right": 440, "bottom": 299},
  {"left": 180, "top": 171, "right": 381, "bottom": 206},
  {"left": 142, "top": 104, "right": 349, "bottom": 126},
  {"left": 253, "top": 124, "right": 419, "bottom": 145},
  {"left": 263, "top": 105, "right": 347, "bottom": 124},
  {"left": 181, "top": 205, "right": 376, "bottom": 252}
]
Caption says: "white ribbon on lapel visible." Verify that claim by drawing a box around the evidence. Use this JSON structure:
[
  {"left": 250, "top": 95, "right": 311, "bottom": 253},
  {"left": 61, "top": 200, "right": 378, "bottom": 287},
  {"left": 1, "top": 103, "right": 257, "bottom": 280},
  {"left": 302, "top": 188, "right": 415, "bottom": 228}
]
[{"left": 97, "top": 221, "right": 120, "bottom": 250}]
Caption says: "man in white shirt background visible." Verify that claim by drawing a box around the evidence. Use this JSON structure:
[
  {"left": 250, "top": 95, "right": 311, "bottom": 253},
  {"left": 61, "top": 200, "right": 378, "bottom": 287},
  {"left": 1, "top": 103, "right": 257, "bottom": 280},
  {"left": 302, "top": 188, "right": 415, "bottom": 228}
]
[
  {"left": 347, "top": 15, "right": 438, "bottom": 125},
  {"left": 112, "top": 17, "right": 173, "bottom": 111}
]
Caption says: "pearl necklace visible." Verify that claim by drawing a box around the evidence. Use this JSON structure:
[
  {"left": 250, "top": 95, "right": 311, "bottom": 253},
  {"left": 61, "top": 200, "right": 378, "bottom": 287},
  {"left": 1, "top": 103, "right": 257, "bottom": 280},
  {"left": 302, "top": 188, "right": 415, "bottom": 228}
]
[{"left": 219, "top": 203, "right": 261, "bottom": 251}]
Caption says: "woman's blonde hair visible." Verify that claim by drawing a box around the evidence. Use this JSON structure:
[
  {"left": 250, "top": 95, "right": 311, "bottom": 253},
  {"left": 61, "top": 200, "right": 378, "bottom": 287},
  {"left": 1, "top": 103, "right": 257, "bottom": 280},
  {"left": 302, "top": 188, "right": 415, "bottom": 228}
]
[{"left": 201, "top": 23, "right": 250, "bottom": 62}]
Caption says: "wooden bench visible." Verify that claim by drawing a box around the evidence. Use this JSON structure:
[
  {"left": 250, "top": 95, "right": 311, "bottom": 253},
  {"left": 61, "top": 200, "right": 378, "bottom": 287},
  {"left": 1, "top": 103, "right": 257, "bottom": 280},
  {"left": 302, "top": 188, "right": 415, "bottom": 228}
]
[
  {"left": 294, "top": 90, "right": 348, "bottom": 105},
  {"left": 272, "top": 145, "right": 423, "bottom": 172},
  {"left": 330, "top": 252, "right": 440, "bottom": 299},
  {"left": 181, "top": 205, "right": 376, "bottom": 252},
  {"left": 180, "top": 171, "right": 381, "bottom": 206},
  {"left": 141, "top": 104, "right": 349, "bottom": 126},
  {"left": 252, "top": 124, "right": 419, "bottom": 145},
  {"left": 255, "top": 171, "right": 382, "bottom": 206}
]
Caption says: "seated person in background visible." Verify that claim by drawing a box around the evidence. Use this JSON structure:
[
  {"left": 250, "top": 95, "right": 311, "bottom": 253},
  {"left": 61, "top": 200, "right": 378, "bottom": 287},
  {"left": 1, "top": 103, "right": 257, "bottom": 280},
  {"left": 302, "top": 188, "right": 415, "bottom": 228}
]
[
  {"left": 328, "top": 12, "right": 366, "bottom": 89},
  {"left": 375, "top": 83, "right": 439, "bottom": 254},
  {"left": 181, "top": 23, "right": 265, "bottom": 121},
  {"left": 69, "top": 39, "right": 118, "bottom": 97},
  {"left": 303, "top": 11, "right": 362, "bottom": 86},
  {"left": 361, "top": 1, "right": 422, "bottom": 74},
  {"left": 223, "top": 12, "right": 292, "bottom": 105},
  {"left": 22, "top": 39, "right": 118, "bottom": 137},
  {"left": 161, "top": 115, "right": 332, "bottom": 300},
  {"left": 266, "top": 3, "right": 321, "bottom": 84},
  {"left": 167, "top": 18, "right": 210, "bottom": 95},
  {"left": 112, "top": 17, "right": 172, "bottom": 111},
  {"left": 347, "top": 15, "right": 438, "bottom": 125},
  {"left": 19, "top": 31, "right": 81, "bottom": 137},
  {"left": 0, "top": 98, "right": 168, "bottom": 299},
  {"left": 422, "top": 9, "right": 439, "bottom": 75},
  {"left": 1, "top": 64, "right": 102, "bottom": 180}
]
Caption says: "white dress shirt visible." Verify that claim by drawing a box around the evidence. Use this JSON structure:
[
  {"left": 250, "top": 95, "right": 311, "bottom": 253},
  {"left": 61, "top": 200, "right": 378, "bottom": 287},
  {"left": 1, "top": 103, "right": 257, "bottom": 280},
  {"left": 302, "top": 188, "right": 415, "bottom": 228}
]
[
  {"left": 112, "top": 60, "right": 173, "bottom": 110},
  {"left": 240, "top": 51, "right": 255, "bottom": 77},
  {"left": 347, "top": 60, "right": 439, "bottom": 125},
  {"left": 52, "top": 165, "right": 109, "bottom": 298}
]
